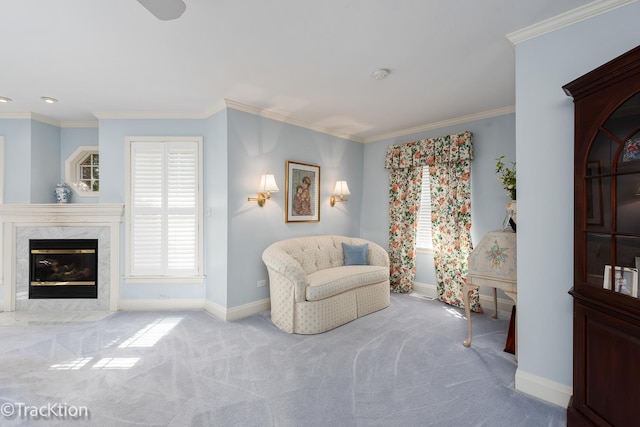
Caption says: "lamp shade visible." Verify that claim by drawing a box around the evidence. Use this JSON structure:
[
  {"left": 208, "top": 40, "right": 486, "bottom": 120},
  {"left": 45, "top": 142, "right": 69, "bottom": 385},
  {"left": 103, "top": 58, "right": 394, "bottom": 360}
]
[
  {"left": 332, "top": 180, "right": 351, "bottom": 196},
  {"left": 259, "top": 174, "right": 279, "bottom": 192}
]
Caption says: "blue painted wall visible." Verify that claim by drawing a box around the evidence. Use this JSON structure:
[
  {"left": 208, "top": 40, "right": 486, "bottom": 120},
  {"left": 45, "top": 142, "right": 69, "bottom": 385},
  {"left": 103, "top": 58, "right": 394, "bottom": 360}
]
[
  {"left": 226, "top": 109, "right": 363, "bottom": 307},
  {"left": 30, "top": 121, "right": 61, "bottom": 203},
  {"left": 515, "top": 1, "right": 640, "bottom": 391},
  {"left": 0, "top": 119, "right": 31, "bottom": 203},
  {"left": 204, "top": 110, "right": 229, "bottom": 306}
]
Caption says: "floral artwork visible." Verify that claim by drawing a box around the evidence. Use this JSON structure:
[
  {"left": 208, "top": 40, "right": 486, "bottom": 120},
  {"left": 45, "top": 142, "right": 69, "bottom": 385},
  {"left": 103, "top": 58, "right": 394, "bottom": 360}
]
[
  {"left": 622, "top": 137, "right": 640, "bottom": 162},
  {"left": 486, "top": 240, "right": 509, "bottom": 268}
]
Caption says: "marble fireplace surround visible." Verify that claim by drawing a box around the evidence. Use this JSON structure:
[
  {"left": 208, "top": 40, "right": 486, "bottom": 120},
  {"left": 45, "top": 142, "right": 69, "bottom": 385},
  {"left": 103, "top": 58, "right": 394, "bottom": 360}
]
[{"left": 0, "top": 204, "right": 124, "bottom": 311}]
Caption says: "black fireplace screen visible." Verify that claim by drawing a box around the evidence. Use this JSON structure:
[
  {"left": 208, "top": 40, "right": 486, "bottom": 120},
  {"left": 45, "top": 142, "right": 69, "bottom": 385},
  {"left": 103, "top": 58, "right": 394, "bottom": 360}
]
[{"left": 29, "top": 239, "right": 98, "bottom": 299}]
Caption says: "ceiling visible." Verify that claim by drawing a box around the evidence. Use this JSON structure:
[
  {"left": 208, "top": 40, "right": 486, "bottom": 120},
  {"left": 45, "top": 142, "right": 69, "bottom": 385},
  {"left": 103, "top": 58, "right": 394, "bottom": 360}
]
[{"left": 0, "top": 0, "right": 597, "bottom": 142}]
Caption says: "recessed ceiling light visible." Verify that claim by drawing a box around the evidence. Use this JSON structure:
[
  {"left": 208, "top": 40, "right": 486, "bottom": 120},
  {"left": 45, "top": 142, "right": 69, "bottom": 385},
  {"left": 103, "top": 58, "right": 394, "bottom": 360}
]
[
  {"left": 371, "top": 69, "right": 390, "bottom": 80},
  {"left": 41, "top": 96, "right": 58, "bottom": 104},
  {"left": 0, "top": 96, "right": 12, "bottom": 103}
]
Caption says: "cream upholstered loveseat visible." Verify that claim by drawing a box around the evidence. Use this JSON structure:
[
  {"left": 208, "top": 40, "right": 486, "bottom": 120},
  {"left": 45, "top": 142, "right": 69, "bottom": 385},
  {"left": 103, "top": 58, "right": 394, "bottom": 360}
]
[{"left": 262, "top": 235, "right": 390, "bottom": 334}]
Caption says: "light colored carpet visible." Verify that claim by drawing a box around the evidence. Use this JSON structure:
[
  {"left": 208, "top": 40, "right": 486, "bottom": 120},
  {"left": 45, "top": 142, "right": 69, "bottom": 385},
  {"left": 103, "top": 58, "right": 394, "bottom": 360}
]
[{"left": 0, "top": 294, "right": 565, "bottom": 426}]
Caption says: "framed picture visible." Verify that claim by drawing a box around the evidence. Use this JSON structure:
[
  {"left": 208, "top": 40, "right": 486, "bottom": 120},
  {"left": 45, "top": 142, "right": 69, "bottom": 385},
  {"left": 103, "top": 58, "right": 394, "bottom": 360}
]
[
  {"left": 622, "top": 137, "right": 640, "bottom": 162},
  {"left": 285, "top": 161, "right": 320, "bottom": 223},
  {"left": 586, "top": 161, "right": 603, "bottom": 225},
  {"left": 603, "top": 265, "right": 639, "bottom": 297}
]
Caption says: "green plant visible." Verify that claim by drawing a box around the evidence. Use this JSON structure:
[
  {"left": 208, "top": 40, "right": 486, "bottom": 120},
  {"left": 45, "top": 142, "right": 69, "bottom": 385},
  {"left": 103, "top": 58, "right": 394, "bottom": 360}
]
[{"left": 495, "top": 156, "right": 516, "bottom": 200}]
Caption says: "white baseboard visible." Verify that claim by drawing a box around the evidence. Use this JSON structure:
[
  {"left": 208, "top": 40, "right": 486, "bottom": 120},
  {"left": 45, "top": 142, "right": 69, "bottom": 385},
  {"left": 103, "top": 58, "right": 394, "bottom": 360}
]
[
  {"left": 205, "top": 298, "right": 270, "bottom": 322},
  {"left": 515, "top": 369, "right": 572, "bottom": 408},
  {"left": 118, "top": 298, "right": 205, "bottom": 311},
  {"left": 413, "top": 281, "right": 514, "bottom": 317}
]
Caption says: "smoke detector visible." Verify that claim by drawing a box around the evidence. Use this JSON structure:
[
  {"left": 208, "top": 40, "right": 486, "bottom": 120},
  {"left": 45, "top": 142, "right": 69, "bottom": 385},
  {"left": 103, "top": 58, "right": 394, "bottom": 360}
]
[{"left": 371, "top": 69, "right": 390, "bottom": 80}]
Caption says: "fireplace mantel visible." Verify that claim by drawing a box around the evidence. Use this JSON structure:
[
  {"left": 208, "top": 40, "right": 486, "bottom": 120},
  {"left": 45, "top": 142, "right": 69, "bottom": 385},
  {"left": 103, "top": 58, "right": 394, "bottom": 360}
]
[
  {"left": 0, "top": 204, "right": 124, "bottom": 223},
  {"left": 0, "top": 204, "right": 124, "bottom": 311}
]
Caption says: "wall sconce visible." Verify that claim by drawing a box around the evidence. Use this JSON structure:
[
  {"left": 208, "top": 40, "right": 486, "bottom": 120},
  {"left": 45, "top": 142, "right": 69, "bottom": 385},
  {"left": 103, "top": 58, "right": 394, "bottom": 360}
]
[
  {"left": 330, "top": 180, "right": 351, "bottom": 207},
  {"left": 248, "top": 173, "right": 279, "bottom": 207}
]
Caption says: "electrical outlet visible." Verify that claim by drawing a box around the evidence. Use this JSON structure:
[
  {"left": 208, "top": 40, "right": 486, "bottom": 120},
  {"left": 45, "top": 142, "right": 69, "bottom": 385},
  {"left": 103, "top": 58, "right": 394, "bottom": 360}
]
[{"left": 257, "top": 279, "right": 267, "bottom": 288}]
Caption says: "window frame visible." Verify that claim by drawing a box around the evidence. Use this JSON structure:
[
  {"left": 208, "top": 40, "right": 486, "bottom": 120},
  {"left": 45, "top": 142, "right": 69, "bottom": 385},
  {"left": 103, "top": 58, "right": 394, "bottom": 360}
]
[
  {"left": 65, "top": 146, "right": 100, "bottom": 197},
  {"left": 416, "top": 166, "right": 434, "bottom": 254},
  {"left": 124, "top": 136, "right": 204, "bottom": 283}
]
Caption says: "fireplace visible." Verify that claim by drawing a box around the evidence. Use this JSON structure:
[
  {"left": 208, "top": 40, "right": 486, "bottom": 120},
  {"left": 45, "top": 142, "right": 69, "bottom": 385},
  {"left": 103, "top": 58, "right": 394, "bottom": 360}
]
[{"left": 29, "top": 239, "right": 98, "bottom": 299}]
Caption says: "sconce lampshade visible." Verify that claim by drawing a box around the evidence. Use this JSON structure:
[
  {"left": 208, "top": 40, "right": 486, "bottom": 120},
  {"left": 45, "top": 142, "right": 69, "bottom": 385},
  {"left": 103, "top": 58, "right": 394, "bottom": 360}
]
[
  {"left": 259, "top": 174, "right": 279, "bottom": 193},
  {"left": 332, "top": 180, "right": 351, "bottom": 196},
  {"left": 248, "top": 173, "right": 279, "bottom": 207}
]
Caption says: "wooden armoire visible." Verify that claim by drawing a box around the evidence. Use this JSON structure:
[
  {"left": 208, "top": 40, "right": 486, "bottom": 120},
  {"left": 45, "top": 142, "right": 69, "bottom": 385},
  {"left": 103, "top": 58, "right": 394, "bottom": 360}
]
[{"left": 563, "top": 45, "right": 640, "bottom": 426}]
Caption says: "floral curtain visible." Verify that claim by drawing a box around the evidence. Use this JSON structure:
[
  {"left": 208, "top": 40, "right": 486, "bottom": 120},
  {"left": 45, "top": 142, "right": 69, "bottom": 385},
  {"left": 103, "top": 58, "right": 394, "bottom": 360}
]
[
  {"left": 426, "top": 131, "right": 480, "bottom": 312},
  {"left": 385, "top": 131, "right": 480, "bottom": 312},
  {"left": 385, "top": 141, "right": 424, "bottom": 292}
]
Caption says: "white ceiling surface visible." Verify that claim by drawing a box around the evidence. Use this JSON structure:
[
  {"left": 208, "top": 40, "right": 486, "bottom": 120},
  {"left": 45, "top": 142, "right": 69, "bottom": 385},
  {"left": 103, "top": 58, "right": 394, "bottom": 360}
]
[{"left": 0, "top": 0, "right": 597, "bottom": 142}]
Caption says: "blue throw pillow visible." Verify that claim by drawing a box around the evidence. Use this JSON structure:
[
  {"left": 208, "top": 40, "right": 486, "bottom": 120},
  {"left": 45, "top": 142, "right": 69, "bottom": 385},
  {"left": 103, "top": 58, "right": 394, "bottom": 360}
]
[{"left": 342, "top": 242, "right": 369, "bottom": 265}]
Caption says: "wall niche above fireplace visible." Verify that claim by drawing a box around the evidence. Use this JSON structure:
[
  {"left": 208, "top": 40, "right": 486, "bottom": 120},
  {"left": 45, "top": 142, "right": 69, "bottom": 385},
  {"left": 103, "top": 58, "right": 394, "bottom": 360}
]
[{"left": 29, "top": 239, "right": 98, "bottom": 299}]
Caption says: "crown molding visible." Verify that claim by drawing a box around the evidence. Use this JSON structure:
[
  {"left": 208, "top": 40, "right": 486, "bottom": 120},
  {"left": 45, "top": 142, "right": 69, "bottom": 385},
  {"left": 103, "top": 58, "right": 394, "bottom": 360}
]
[
  {"left": 0, "top": 113, "right": 99, "bottom": 128},
  {"left": 204, "top": 100, "right": 228, "bottom": 118},
  {"left": 4, "top": 102, "right": 516, "bottom": 145},
  {"left": 31, "top": 113, "right": 61, "bottom": 127},
  {"left": 93, "top": 111, "right": 210, "bottom": 120},
  {"left": 224, "top": 99, "right": 364, "bottom": 143},
  {"left": 0, "top": 112, "right": 61, "bottom": 127},
  {"left": 0, "top": 112, "right": 32, "bottom": 120},
  {"left": 61, "top": 120, "right": 99, "bottom": 128},
  {"left": 362, "top": 106, "right": 516, "bottom": 144},
  {"left": 507, "top": 0, "right": 636, "bottom": 45}
]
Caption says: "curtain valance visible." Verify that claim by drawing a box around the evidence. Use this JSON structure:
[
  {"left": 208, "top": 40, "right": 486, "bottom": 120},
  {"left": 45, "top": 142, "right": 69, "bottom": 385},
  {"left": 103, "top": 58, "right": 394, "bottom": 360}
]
[{"left": 384, "top": 131, "right": 473, "bottom": 170}]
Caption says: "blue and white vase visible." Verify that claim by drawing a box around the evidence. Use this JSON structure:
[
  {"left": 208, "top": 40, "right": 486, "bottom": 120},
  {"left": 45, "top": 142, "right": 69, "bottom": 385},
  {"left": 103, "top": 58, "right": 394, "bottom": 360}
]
[{"left": 54, "top": 180, "right": 71, "bottom": 203}]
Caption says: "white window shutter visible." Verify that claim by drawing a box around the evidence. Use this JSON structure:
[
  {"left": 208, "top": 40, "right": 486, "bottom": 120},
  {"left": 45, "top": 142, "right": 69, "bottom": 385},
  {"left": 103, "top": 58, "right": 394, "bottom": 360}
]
[
  {"left": 130, "top": 141, "right": 199, "bottom": 276},
  {"left": 416, "top": 167, "right": 433, "bottom": 250}
]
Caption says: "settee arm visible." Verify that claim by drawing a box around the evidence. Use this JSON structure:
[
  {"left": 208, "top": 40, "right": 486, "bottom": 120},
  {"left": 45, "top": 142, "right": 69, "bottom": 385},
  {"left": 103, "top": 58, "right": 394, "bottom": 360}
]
[
  {"left": 365, "top": 241, "right": 390, "bottom": 269},
  {"left": 261, "top": 248, "right": 307, "bottom": 302}
]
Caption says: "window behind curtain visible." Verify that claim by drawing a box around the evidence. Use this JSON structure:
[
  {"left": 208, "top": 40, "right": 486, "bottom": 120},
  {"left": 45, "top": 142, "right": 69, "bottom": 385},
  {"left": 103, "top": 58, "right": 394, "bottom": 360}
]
[
  {"left": 127, "top": 138, "right": 202, "bottom": 278},
  {"left": 416, "top": 166, "right": 433, "bottom": 250}
]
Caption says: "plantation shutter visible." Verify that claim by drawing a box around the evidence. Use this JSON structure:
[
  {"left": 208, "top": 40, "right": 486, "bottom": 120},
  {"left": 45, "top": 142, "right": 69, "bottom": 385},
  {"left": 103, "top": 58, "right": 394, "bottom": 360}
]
[
  {"left": 416, "top": 166, "right": 433, "bottom": 250},
  {"left": 130, "top": 141, "right": 199, "bottom": 276}
]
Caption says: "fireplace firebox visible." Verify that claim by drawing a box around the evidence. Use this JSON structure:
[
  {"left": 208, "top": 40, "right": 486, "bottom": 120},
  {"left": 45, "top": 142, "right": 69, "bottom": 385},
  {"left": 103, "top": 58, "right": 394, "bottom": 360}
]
[{"left": 29, "top": 239, "right": 98, "bottom": 299}]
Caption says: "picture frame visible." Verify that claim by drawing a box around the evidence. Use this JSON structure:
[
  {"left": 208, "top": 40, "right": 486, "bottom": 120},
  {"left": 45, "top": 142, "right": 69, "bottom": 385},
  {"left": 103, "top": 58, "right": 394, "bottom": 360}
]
[
  {"left": 603, "top": 265, "right": 639, "bottom": 297},
  {"left": 622, "top": 137, "right": 640, "bottom": 162},
  {"left": 285, "top": 160, "right": 320, "bottom": 223},
  {"left": 585, "top": 161, "right": 603, "bottom": 225}
]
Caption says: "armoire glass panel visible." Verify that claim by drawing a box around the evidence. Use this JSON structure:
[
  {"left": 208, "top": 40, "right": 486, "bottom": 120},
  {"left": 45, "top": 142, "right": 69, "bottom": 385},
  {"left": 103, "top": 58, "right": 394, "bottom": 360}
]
[
  {"left": 616, "top": 173, "right": 640, "bottom": 234},
  {"left": 616, "top": 131, "right": 640, "bottom": 175},
  {"left": 588, "top": 131, "right": 619, "bottom": 175},
  {"left": 585, "top": 176, "right": 611, "bottom": 233},
  {"left": 585, "top": 233, "right": 611, "bottom": 286},
  {"left": 616, "top": 236, "right": 640, "bottom": 270},
  {"left": 604, "top": 92, "right": 640, "bottom": 136}
]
